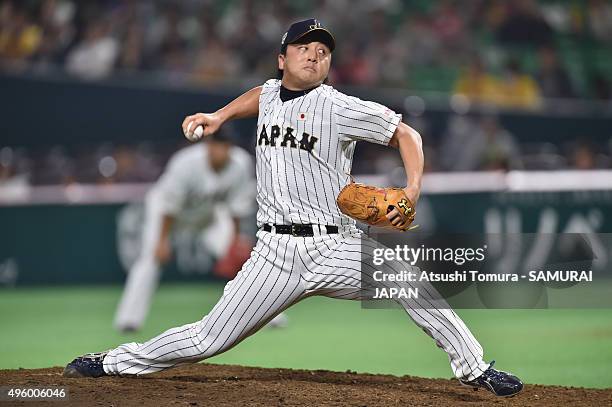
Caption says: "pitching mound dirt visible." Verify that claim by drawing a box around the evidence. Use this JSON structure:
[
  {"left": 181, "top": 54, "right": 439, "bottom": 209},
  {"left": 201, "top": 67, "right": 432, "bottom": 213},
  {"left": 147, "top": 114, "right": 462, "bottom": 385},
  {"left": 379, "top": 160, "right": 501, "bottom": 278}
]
[{"left": 1, "top": 363, "right": 610, "bottom": 406}]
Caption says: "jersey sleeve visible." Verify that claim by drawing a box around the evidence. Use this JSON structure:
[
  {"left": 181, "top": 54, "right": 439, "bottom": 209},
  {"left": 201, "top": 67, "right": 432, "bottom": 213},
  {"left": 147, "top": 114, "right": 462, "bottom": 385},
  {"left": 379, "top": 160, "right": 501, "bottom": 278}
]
[
  {"left": 260, "top": 79, "right": 281, "bottom": 98},
  {"left": 257, "top": 79, "right": 279, "bottom": 126},
  {"left": 225, "top": 153, "right": 256, "bottom": 218},
  {"left": 333, "top": 92, "right": 402, "bottom": 145}
]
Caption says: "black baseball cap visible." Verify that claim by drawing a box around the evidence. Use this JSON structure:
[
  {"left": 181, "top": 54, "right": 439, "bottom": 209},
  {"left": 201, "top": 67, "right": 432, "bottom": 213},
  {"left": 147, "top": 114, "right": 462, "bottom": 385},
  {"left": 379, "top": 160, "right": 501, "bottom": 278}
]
[
  {"left": 280, "top": 18, "right": 335, "bottom": 54},
  {"left": 208, "top": 124, "right": 239, "bottom": 144}
]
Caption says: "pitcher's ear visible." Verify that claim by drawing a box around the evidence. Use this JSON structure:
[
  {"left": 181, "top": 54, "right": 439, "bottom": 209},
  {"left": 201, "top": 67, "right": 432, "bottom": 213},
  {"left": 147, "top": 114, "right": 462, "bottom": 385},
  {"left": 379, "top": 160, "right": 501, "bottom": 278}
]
[{"left": 278, "top": 53, "right": 285, "bottom": 70}]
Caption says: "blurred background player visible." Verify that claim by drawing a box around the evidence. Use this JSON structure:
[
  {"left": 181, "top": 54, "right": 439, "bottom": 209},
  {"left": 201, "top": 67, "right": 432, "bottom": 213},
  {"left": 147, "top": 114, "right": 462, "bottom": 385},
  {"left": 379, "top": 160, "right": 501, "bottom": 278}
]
[{"left": 114, "top": 127, "right": 288, "bottom": 332}]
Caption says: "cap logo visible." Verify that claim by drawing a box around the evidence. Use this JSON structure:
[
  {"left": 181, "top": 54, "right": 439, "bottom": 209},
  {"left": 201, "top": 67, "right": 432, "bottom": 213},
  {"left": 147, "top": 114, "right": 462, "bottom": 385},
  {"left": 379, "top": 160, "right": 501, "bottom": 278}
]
[
  {"left": 281, "top": 32, "right": 287, "bottom": 44},
  {"left": 309, "top": 20, "right": 321, "bottom": 30}
]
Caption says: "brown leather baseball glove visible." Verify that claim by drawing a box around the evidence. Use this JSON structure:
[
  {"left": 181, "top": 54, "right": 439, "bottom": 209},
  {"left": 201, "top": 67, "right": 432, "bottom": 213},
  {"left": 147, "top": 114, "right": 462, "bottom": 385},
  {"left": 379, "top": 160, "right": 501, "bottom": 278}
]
[{"left": 336, "top": 181, "right": 416, "bottom": 231}]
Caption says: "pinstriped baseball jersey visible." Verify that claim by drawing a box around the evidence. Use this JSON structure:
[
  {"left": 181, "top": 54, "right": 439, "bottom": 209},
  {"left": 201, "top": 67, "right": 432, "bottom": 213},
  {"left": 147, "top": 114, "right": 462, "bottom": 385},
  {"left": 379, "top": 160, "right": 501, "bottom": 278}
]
[
  {"left": 256, "top": 79, "right": 402, "bottom": 227},
  {"left": 100, "top": 78, "right": 489, "bottom": 384}
]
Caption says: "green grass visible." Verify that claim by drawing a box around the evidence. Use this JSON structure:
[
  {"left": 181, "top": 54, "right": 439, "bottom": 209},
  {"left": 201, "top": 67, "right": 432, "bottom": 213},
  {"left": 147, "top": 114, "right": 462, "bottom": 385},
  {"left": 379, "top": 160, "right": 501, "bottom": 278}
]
[{"left": 0, "top": 284, "right": 611, "bottom": 388}]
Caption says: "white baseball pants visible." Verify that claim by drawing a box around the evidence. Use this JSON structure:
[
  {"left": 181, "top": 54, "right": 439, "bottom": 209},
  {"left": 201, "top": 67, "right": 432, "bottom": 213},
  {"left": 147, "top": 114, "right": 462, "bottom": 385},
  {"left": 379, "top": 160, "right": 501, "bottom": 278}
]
[
  {"left": 114, "top": 194, "right": 233, "bottom": 331},
  {"left": 104, "top": 228, "right": 489, "bottom": 381}
]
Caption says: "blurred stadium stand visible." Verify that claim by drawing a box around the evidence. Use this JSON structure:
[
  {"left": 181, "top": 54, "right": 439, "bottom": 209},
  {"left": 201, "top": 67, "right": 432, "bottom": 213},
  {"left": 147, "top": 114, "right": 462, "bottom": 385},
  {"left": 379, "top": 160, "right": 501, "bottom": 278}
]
[
  {"left": 1, "top": 0, "right": 612, "bottom": 189},
  {"left": 2, "top": 0, "right": 611, "bottom": 97}
]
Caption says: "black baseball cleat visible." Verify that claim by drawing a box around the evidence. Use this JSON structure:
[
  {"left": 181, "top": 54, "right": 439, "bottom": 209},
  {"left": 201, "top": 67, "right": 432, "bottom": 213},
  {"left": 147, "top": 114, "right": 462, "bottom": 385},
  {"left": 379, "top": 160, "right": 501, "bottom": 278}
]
[
  {"left": 117, "top": 325, "right": 140, "bottom": 334},
  {"left": 460, "top": 361, "right": 523, "bottom": 397},
  {"left": 63, "top": 351, "right": 109, "bottom": 378}
]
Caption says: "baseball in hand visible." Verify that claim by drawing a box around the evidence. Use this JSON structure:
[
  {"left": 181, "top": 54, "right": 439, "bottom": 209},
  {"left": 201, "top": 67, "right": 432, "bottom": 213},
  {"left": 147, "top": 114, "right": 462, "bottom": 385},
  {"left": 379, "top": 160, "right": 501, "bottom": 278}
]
[{"left": 185, "top": 122, "right": 204, "bottom": 141}]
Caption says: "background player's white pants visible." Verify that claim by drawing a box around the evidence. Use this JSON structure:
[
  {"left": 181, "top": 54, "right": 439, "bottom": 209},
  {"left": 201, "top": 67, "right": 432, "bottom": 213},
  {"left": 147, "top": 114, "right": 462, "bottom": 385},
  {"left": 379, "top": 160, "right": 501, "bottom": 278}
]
[
  {"left": 104, "top": 229, "right": 489, "bottom": 381},
  {"left": 114, "top": 194, "right": 233, "bottom": 331}
]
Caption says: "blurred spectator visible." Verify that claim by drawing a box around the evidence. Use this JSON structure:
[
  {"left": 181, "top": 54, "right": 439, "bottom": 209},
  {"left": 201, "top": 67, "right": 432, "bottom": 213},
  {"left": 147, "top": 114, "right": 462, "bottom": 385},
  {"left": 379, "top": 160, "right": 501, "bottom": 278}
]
[
  {"left": 482, "top": 1, "right": 507, "bottom": 33},
  {"left": 35, "top": 146, "right": 75, "bottom": 185},
  {"left": 0, "top": 2, "right": 42, "bottom": 69},
  {"left": 431, "top": 0, "right": 470, "bottom": 61},
  {"left": 570, "top": 141, "right": 597, "bottom": 170},
  {"left": 93, "top": 143, "right": 164, "bottom": 184},
  {"left": 0, "top": 147, "right": 26, "bottom": 183},
  {"left": 0, "top": 146, "right": 30, "bottom": 200},
  {"left": 587, "top": 0, "right": 612, "bottom": 42},
  {"left": 115, "top": 23, "right": 144, "bottom": 73},
  {"left": 226, "top": 7, "right": 270, "bottom": 76},
  {"left": 439, "top": 114, "right": 522, "bottom": 171},
  {"left": 538, "top": 2, "right": 574, "bottom": 34},
  {"left": 333, "top": 43, "right": 377, "bottom": 86},
  {"left": 192, "top": 35, "right": 242, "bottom": 84},
  {"left": 398, "top": 14, "right": 440, "bottom": 67},
  {"left": 520, "top": 142, "right": 566, "bottom": 170},
  {"left": 494, "top": 59, "right": 542, "bottom": 110},
  {"left": 31, "top": 0, "right": 75, "bottom": 72},
  {"left": 65, "top": 18, "right": 118, "bottom": 79},
  {"left": 453, "top": 58, "right": 498, "bottom": 105},
  {"left": 496, "top": 0, "right": 553, "bottom": 46},
  {"left": 439, "top": 114, "right": 481, "bottom": 171},
  {"left": 377, "top": 35, "right": 408, "bottom": 87},
  {"left": 535, "top": 47, "right": 575, "bottom": 99},
  {"left": 453, "top": 58, "right": 541, "bottom": 109},
  {"left": 477, "top": 115, "right": 523, "bottom": 170},
  {"left": 432, "top": 1, "right": 465, "bottom": 43}
]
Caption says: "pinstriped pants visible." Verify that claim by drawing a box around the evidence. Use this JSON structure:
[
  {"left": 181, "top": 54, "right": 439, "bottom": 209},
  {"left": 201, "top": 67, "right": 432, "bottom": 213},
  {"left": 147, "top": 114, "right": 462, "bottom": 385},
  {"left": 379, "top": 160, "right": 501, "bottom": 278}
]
[{"left": 103, "top": 228, "right": 489, "bottom": 381}]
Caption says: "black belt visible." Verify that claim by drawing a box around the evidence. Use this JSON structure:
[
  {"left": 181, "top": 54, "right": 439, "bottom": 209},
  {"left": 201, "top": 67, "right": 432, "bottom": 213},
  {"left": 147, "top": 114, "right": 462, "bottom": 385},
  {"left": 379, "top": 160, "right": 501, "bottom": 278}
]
[{"left": 262, "top": 223, "right": 339, "bottom": 237}]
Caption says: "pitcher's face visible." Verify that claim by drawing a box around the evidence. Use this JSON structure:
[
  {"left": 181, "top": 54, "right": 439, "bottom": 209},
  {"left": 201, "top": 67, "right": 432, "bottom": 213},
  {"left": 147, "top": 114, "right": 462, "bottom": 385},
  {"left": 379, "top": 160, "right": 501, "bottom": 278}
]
[{"left": 278, "top": 41, "right": 331, "bottom": 89}]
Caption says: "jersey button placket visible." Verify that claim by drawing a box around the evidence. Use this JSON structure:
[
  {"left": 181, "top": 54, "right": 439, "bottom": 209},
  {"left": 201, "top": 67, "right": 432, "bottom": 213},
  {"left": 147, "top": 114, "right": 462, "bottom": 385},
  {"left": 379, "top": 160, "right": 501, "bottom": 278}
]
[
  {"left": 274, "top": 128, "right": 292, "bottom": 222},
  {"left": 264, "top": 111, "right": 287, "bottom": 223}
]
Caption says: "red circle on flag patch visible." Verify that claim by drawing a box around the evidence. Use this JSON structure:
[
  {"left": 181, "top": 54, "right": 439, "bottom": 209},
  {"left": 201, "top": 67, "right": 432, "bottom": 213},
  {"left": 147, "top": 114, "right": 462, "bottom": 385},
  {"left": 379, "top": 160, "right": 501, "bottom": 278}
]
[{"left": 300, "top": 113, "right": 305, "bottom": 119}]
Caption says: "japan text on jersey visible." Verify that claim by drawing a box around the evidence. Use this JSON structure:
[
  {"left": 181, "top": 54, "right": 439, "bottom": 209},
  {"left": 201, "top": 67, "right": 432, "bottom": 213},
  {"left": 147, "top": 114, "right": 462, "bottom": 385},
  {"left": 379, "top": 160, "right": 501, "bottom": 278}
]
[{"left": 255, "top": 79, "right": 402, "bottom": 228}]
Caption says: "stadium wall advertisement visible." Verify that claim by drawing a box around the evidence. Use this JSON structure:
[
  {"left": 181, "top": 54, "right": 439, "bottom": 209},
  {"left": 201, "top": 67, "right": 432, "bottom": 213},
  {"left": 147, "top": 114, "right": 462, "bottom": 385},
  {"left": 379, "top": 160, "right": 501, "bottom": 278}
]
[{"left": 1, "top": 189, "right": 612, "bottom": 288}]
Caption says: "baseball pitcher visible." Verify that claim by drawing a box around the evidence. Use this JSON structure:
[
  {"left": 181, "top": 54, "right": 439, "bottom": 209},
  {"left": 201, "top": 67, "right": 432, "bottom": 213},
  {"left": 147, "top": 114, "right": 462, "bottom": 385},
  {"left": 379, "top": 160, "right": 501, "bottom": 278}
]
[{"left": 64, "top": 19, "right": 522, "bottom": 398}]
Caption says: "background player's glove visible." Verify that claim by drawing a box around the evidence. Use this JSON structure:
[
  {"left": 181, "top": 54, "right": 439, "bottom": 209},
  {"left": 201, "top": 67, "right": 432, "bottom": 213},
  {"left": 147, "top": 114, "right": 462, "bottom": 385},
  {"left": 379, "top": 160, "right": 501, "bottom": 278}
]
[
  {"left": 213, "top": 235, "right": 254, "bottom": 279},
  {"left": 336, "top": 181, "right": 416, "bottom": 231}
]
